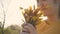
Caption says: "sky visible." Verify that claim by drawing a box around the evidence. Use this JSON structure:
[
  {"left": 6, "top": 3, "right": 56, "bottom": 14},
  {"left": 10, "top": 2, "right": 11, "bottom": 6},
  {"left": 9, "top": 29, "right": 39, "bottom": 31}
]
[{"left": 0, "top": 0, "right": 37, "bottom": 28}]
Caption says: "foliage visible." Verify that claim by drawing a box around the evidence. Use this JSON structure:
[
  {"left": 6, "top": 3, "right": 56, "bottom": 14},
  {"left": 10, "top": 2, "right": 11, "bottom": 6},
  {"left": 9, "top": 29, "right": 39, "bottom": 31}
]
[
  {"left": 5, "top": 25, "right": 21, "bottom": 34},
  {"left": 0, "top": 28, "right": 2, "bottom": 34},
  {"left": 0, "top": 25, "right": 21, "bottom": 34}
]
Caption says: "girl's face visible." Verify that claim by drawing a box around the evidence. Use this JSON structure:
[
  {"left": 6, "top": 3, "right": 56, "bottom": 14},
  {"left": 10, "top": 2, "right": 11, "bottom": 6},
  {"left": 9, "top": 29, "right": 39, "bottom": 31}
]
[{"left": 38, "top": 0, "right": 59, "bottom": 16}]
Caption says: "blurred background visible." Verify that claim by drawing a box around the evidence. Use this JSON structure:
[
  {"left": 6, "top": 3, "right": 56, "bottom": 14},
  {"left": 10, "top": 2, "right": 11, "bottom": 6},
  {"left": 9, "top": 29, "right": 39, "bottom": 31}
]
[{"left": 0, "top": 0, "right": 60, "bottom": 34}]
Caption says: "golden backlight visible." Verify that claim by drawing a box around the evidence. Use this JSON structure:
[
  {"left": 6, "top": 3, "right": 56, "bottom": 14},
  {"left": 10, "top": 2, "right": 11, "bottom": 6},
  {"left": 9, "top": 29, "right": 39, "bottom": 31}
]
[{"left": 20, "top": 0, "right": 37, "bottom": 9}]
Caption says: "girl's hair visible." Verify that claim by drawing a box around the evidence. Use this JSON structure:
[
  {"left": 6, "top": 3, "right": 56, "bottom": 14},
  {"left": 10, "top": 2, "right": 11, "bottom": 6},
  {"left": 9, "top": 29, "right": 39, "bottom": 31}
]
[
  {"left": 53, "top": 0, "right": 60, "bottom": 18},
  {"left": 58, "top": 1, "right": 60, "bottom": 18},
  {"left": 37, "top": 0, "right": 60, "bottom": 18},
  {"left": 52, "top": 0, "right": 60, "bottom": 18}
]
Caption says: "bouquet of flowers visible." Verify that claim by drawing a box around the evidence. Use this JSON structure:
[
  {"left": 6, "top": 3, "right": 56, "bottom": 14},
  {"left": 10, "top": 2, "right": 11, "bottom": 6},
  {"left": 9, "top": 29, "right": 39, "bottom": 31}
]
[{"left": 22, "top": 6, "right": 43, "bottom": 27}]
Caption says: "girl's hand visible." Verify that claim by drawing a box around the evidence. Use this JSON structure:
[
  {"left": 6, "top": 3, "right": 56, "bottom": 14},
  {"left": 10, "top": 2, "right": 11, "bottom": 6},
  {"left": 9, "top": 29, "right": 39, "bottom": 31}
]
[{"left": 21, "top": 23, "right": 37, "bottom": 34}]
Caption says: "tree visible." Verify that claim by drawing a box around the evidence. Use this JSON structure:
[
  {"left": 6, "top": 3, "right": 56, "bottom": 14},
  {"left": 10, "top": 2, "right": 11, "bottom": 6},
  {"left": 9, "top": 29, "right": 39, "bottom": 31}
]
[
  {"left": 0, "top": 0, "right": 12, "bottom": 34},
  {"left": 0, "top": 1, "right": 6, "bottom": 34}
]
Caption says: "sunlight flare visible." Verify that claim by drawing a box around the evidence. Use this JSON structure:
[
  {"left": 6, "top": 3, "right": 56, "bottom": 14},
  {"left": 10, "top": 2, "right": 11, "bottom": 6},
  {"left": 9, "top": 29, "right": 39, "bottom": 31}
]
[
  {"left": 39, "top": 15, "right": 48, "bottom": 21},
  {"left": 20, "top": 0, "right": 37, "bottom": 9}
]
